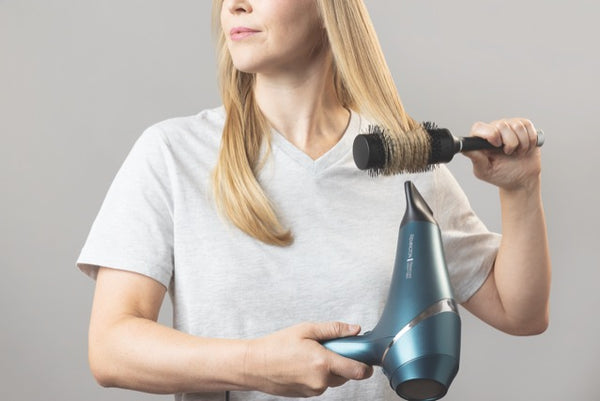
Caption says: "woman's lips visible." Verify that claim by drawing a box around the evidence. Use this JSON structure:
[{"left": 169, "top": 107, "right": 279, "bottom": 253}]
[{"left": 230, "top": 27, "right": 260, "bottom": 41}]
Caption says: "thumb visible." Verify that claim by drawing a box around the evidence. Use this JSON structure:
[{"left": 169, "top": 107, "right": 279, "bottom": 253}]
[{"left": 302, "top": 321, "right": 361, "bottom": 341}]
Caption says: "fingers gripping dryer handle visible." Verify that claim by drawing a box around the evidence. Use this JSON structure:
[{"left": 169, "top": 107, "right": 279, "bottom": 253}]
[{"left": 322, "top": 181, "right": 461, "bottom": 401}]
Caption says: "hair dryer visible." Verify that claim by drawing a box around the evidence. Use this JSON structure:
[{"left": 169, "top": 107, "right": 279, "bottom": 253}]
[{"left": 322, "top": 181, "right": 460, "bottom": 401}]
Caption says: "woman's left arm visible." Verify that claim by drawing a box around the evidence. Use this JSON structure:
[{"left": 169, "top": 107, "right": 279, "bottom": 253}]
[{"left": 461, "top": 118, "right": 551, "bottom": 336}]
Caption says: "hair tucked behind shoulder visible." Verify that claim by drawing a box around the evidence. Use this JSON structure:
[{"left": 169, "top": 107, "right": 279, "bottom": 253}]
[{"left": 211, "top": 0, "right": 430, "bottom": 246}]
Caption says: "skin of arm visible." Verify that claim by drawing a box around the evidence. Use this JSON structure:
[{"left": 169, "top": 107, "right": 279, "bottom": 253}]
[
  {"left": 88, "top": 267, "right": 250, "bottom": 394},
  {"left": 88, "top": 267, "right": 372, "bottom": 396},
  {"left": 461, "top": 118, "right": 551, "bottom": 336}
]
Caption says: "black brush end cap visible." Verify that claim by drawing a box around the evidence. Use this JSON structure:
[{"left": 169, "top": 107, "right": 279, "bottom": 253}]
[{"left": 353, "top": 134, "right": 385, "bottom": 170}]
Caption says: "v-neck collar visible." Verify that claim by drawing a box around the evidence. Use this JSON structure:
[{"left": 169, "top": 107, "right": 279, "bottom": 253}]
[{"left": 268, "top": 110, "right": 361, "bottom": 174}]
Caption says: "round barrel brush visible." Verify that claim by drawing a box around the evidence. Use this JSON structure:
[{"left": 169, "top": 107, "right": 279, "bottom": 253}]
[{"left": 353, "top": 122, "right": 545, "bottom": 176}]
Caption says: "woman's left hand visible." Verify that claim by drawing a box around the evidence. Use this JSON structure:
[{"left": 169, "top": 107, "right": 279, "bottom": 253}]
[
  {"left": 461, "top": 118, "right": 551, "bottom": 336},
  {"left": 463, "top": 118, "right": 542, "bottom": 192}
]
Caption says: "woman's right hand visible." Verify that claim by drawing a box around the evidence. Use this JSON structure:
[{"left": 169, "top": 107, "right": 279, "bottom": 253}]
[{"left": 244, "top": 322, "right": 374, "bottom": 397}]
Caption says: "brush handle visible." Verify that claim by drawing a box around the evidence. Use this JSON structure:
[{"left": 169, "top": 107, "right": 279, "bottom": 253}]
[{"left": 460, "top": 129, "right": 545, "bottom": 152}]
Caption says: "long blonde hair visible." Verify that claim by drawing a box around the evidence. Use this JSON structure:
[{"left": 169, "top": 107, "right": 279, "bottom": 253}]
[{"left": 211, "top": 0, "right": 429, "bottom": 246}]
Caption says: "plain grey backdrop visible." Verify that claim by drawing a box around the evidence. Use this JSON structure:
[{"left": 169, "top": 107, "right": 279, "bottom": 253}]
[{"left": 1, "top": 1, "right": 599, "bottom": 400}]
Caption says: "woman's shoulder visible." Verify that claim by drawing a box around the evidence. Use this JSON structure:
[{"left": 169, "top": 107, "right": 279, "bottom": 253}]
[
  {"left": 125, "top": 106, "right": 225, "bottom": 169},
  {"left": 145, "top": 106, "right": 226, "bottom": 142}
]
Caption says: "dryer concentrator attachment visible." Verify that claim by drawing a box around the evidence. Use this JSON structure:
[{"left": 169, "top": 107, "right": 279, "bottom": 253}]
[{"left": 322, "top": 181, "right": 461, "bottom": 401}]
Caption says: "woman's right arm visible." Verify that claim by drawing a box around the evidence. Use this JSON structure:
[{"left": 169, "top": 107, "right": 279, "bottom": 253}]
[{"left": 89, "top": 267, "right": 372, "bottom": 397}]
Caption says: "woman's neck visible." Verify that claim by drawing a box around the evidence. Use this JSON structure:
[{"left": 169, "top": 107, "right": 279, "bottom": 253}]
[{"left": 253, "top": 53, "right": 350, "bottom": 160}]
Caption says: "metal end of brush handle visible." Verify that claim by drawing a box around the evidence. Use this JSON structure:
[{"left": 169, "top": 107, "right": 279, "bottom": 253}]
[{"left": 460, "top": 129, "right": 545, "bottom": 152}]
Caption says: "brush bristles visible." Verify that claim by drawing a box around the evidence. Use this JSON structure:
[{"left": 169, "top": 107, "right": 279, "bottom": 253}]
[{"left": 365, "top": 124, "right": 433, "bottom": 177}]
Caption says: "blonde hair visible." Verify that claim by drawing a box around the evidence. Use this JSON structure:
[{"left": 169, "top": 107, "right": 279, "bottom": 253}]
[{"left": 211, "top": 0, "right": 429, "bottom": 246}]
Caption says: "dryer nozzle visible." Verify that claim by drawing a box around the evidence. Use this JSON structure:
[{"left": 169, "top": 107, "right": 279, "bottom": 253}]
[
  {"left": 402, "top": 181, "right": 436, "bottom": 226},
  {"left": 322, "top": 181, "right": 461, "bottom": 400}
]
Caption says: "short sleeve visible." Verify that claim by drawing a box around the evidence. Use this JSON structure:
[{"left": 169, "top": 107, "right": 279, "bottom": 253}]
[
  {"left": 432, "top": 166, "right": 502, "bottom": 303},
  {"left": 76, "top": 127, "right": 174, "bottom": 288}
]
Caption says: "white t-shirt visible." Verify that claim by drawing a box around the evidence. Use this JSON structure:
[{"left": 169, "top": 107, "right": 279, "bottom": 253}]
[{"left": 77, "top": 107, "right": 501, "bottom": 401}]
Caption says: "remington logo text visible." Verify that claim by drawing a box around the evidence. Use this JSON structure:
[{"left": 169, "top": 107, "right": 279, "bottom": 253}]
[{"left": 406, "top": 233, "right": 414, "bottom": 279}]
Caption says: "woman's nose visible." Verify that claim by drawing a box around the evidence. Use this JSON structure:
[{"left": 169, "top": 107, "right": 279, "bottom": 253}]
[{"left": 225, "top": 0, "right": 253, "bottom": 14}]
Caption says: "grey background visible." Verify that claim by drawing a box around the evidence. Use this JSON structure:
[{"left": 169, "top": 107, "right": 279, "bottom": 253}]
[{"left": 1, "top": 0, "right": 598, "bottom": 400}]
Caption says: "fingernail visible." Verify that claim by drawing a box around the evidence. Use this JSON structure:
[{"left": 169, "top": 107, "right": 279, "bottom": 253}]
[{"left": 349, "top": 324, "right": 361, "bottom": 332}]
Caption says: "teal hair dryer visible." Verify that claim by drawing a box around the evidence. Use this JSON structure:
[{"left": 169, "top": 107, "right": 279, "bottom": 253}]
[{"left": 322, "top": 181, "right": 460, "bottom": 401}]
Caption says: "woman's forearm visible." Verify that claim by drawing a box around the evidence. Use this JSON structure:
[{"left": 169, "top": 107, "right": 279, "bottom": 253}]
[
  {"left": 493, "top": 179, "right": 551, "bottom": 333},
  {"left": 88, "top": 267, "right": 372, "bottom": 397},
  {"left": 89, "top": 315, "right": 251, "bottom": 394}
]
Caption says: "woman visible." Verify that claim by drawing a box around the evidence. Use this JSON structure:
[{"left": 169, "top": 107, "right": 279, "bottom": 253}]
[{"left": 77, "top": 1, "right": 551, "bottom": 400}]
